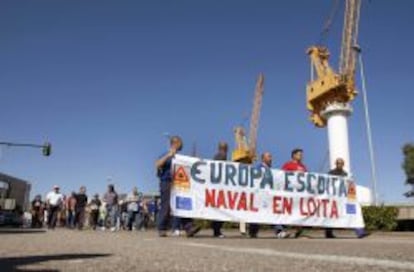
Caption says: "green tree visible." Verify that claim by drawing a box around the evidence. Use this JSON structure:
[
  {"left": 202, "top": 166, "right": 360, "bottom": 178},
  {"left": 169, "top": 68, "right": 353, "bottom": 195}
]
[
  {"left": 402, "top": 143, "right": 414, "bottom": 198},
  {"left": 402, "top": 143, "right": 414, "bottom": 184}
]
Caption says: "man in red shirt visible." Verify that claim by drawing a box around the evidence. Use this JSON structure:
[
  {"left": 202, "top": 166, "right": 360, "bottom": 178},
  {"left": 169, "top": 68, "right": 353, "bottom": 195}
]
[
  {"left": 282, "top": 148, "right": 307, "bottom": 238},
  {"left": 282, "top": 148, "right": 307, "bottom": 172}
]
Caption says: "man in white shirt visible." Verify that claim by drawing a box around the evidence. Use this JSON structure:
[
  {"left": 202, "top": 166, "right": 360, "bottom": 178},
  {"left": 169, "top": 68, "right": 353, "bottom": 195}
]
[
  {"left": 126, "top": 187, "right": 140, "bottom": 231},
  {"left": 46, "top": 185, "right": 64, "bottom": 229}
]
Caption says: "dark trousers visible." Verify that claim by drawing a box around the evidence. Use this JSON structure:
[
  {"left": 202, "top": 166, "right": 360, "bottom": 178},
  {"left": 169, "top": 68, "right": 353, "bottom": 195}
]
[
  {"left": 158, "top": 181, "right": 172, "bottom": 231},
  {"left": 157, "top": 181, "right": 194, "bottom": 232},
  {"left": 249, "top": 224, "right": 260, "bottom": 237},
  {"left": 212, "top": 221, "right": 223, "bottom": 236},
  {"left": 31, "top": 210, "right": 43, "bottom": 228},
  {"left": 172, "top": 216, "right": 181, "bottom": 230},
  {"left": 181, "top": 218, "right": 194, "bottom": 233},
  {"left": 325, "top": 228, "right": 366, "bottom": 238},
  {"left": 75, "top": 208, "right": 85, "bottom": 229},
  {"left": 90, "top": 210, "right": 99, "bottom": 230},
  {"left": 128, "top": 211, "right": 138, "bottom": 230},
  {"left": 48, "top": 206, "right": 59, "bottom": 229}
]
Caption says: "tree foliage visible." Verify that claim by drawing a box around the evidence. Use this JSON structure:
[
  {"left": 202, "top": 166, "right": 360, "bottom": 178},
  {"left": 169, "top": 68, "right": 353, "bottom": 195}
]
[{"left": 402, "top": 143, "right": 414, "bottom": 184}]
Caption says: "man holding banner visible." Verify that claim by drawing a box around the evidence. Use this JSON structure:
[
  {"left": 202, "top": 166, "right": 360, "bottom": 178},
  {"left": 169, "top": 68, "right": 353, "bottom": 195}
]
[
  {"left": 249, "top": 152, "right": 289, "bottom": 238},
  {"left": 326, "top": 158, "right": 369, "bottom": 239},
  {"left": 211, "top": 142, "right": 228, "bottom": 238},
  {"left": 155, "top": 135, "right": 201, "bottom": 237},
  {"left": 281, "top": 148, "right": 308, "bottom": 238}
]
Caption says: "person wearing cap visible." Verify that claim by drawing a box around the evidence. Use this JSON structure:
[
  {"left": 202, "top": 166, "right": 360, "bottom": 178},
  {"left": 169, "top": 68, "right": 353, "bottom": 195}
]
[{"left": 46, "top": 185, "right": 64, "bottom": 229}]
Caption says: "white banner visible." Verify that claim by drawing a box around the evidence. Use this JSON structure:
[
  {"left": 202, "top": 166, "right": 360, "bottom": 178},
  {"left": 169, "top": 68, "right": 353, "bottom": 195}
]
[{"left": 171, "top": 155, "right": 365, "bottom": 228}]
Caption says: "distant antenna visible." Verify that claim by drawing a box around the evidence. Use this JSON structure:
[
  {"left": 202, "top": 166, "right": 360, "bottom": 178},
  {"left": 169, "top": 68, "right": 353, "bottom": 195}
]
[{"left": 191, "top": 141, "right": 197, "bottom": 157}]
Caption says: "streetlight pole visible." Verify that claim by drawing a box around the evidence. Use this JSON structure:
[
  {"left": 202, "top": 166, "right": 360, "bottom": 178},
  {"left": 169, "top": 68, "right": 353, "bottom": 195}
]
[{"left": 354, "top": 45, "right": 378, "bottom": 205}]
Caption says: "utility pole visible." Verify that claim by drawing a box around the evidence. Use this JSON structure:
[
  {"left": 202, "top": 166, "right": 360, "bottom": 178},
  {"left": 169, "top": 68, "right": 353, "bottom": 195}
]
[{"left": 354, "top": 46, "right": 378, "bottom": 205}]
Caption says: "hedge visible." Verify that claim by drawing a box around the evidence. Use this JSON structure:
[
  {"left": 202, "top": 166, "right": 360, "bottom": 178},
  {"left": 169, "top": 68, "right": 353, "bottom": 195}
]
[{"left": 362, "top": 206, "right": 399, "bottom": 231}]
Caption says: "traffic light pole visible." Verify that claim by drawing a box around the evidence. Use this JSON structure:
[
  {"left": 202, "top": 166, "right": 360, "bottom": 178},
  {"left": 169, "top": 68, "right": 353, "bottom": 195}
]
[{"left": 0, "top": 142, "right": 52, "bottom": 156}]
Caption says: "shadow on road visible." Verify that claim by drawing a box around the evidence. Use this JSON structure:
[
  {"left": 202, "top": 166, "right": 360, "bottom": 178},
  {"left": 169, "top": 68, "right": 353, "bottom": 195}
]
[
  {"left": 0, "top": 228, "right": 47, "bottom": 235},
  {"left": 0, "top": 253, "right": 111, "bottom": 272}
]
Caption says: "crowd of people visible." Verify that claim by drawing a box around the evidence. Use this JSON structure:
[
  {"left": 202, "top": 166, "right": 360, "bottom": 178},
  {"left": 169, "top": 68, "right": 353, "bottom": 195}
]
[
  {"left": 29, "top": 135, "right": 369, "bottom": 240},
  {"left": 30, "top": 184, "right": 159, "bottom": 232}
]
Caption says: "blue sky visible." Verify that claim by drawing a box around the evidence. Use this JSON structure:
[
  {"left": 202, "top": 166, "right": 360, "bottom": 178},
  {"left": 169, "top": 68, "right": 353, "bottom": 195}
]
[{"left": 0, "top": 0, "right": 412, "bottom": 203}]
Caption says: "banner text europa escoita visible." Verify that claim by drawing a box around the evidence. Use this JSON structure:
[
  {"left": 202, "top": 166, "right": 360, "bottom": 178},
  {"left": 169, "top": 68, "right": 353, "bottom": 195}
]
[{"left": 170, "top": 155, "right": 364, "bottom": 228}]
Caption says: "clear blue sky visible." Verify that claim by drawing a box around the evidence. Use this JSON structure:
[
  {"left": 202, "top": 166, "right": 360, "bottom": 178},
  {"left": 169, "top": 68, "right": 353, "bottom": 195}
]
[{"left": 0, "top": 0, "right": 412, "bottom": 203}]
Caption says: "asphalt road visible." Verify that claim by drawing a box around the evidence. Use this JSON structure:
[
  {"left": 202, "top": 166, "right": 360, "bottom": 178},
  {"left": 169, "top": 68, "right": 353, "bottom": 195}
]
[{"left": 1, "top": 228, "right": 414, "bottom": 272}]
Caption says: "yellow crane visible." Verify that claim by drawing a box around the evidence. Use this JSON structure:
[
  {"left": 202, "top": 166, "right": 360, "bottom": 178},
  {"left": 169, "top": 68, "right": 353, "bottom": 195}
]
[
  {"left": 232, "top": 73, "right": 264, "bottom": 164},
  {"left": 306, "top": 0, "right": 361, "bottom": 127}
]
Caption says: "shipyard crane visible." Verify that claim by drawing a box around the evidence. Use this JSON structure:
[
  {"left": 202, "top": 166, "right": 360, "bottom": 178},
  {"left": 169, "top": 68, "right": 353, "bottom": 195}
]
[
  {"left": 306, "top": 0, "right": 361, "bottom": 174},
  {"left": 232, "top": 73, "right": 264, "bottom": 164}
]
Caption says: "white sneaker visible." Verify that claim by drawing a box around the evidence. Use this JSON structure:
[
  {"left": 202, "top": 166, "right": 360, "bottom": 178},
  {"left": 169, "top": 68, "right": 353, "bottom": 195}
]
[
  {"left": 172, "top": 229, "right": 180, "bottom": 237},
  {"left": 276, "top": 231, "right": 290, "bottom": 239},
  {"left": 101, "top": 227, "right": 106, "bottom": 231},
  {"left": 110, "top": 227, "right": 117, "bottom": 232}
]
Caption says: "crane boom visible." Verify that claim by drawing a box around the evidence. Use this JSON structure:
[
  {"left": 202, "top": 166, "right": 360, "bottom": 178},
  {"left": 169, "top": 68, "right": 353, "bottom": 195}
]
[
  {"left": 232, "top": 74, "right": 264, "bottom": 163},
  {"left": 306, "top": 0, "right": 361, "bottom": 127},
  {"left": 248, "top": 73, "right": 264, "bottom": 157},
  {"left": 339, "top": 0, "right": 361, "bottom": 78}
]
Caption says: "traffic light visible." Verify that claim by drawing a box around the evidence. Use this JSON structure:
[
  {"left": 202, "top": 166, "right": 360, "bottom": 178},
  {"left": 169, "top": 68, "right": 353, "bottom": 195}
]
[{"left": 43, "top": 142, "right": 52, "bottom": 156}]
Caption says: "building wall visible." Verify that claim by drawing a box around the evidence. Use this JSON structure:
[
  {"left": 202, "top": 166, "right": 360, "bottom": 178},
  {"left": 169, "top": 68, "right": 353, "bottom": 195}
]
[{"left": 0, "top": 173, "right": 31, "bottom": 211}]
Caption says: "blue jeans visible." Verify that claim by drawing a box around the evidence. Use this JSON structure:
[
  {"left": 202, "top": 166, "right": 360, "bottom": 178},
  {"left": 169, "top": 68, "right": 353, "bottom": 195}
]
[
  {"left": 106, "top": 205, "right": 119, "bottom": 228},
  {"left": 127, "top": 211, "right": 136, "bottom": 230},
  {"left": 172, "top": 216, "right": 182, "bottom": 231},
  {"left": 66, "top": 210, "right": 75, "bottom": 228},
  {"left": 274, "top": 225, "right": 285, "bottom": 232}
]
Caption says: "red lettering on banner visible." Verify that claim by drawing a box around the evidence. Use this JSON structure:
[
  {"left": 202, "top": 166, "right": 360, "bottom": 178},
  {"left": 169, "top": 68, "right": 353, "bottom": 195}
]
[
  {"left": 273, "top": 196, "right": 282, "bottom": 214},
  {"left": 299, "top": 198, "right": 307, "bottom": 216},
  {"left": 283, "top": 197, "right": 293, "bottom": 215},
  {"left": 228, "top": 191, "right": 239, "bottom": 209},
  {"left": 273, "top": 196, "right": 293, "bottom": 215},
  {"left": 330, "top": 200, "right": 338, "bottom": 218},
  {"left": 308, "top": 197, "right": 316, "bottom": 216},
  {"left": 205, "top": 189, "right": 216, "bottom": 208},
  {"left": 249, "top": 193, "right": 258, "bottom": 212},
  {"left": 217, "top": 190, "right": 227, "bottom": 209},
  {"left": 300, "top": 197, "right": 339, "bottom": 219},
  {"left": 321, "top": 199, "right": 329, "bottom": 217},
  {"left": 237, "top": 192, "right": 247, "bottom": 211},
  {"left": 205, "top": 189, "right": 258, "bottom": 212}
]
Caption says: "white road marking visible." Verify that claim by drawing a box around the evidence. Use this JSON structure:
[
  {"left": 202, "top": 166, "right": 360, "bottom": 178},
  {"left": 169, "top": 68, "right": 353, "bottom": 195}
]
[{"left": 180, "top": 242, "right": 414, "bottom": 270}]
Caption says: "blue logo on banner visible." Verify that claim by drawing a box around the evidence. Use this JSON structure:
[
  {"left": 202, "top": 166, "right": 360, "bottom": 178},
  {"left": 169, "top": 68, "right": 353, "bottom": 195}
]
[
  {"left": 346, "top": 203, "right": 356, "bottom": 214},
  {"left": 176, "top": 196, "right": 192, "bottom": 211}
]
